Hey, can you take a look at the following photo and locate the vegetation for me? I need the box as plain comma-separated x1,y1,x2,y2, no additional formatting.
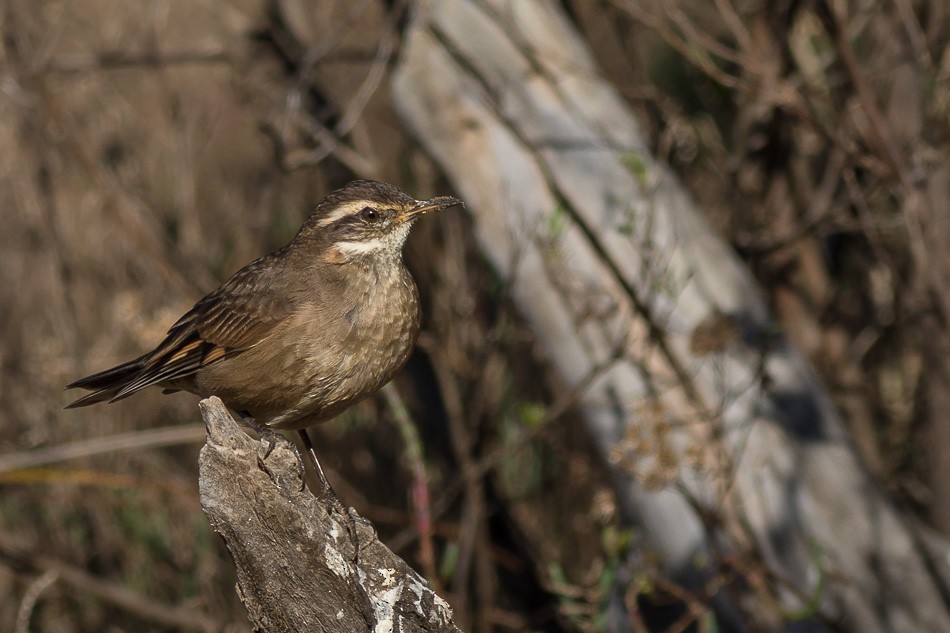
1,1,947,631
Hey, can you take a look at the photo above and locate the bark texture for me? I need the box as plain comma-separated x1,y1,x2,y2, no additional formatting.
197,397,461,633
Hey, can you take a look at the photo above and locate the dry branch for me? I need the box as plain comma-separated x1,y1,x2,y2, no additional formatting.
0,534,218,632
197,397,461,633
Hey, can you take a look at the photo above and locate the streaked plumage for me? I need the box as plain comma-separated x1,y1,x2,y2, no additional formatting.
66,180,462,430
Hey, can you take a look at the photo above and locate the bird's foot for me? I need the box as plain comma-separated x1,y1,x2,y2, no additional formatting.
235,412,306,486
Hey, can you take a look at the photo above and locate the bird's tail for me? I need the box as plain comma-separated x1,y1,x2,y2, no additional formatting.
64,357,147,408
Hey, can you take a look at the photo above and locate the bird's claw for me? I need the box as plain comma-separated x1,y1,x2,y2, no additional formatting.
236,412,306,487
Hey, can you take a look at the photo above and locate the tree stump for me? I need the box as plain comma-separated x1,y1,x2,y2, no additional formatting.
197,396,461,633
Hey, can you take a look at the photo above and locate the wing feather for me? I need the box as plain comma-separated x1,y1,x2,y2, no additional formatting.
71,249,300,404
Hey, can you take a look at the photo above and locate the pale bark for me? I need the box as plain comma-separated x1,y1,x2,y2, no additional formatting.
391,1,950,631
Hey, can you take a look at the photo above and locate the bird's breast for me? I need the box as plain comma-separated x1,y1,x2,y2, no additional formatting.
194,264,420,428
266,266,420,428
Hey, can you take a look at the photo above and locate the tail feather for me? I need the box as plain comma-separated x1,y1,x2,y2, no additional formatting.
64,357,146,409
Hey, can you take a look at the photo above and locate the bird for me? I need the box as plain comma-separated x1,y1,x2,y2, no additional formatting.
66,179,463,494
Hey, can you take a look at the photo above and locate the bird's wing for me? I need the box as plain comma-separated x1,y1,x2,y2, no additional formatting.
107,251,299,402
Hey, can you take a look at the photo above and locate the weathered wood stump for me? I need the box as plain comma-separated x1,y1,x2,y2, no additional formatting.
197,396,461,633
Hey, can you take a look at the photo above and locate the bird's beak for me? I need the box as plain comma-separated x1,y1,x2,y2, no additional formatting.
396,195,464,223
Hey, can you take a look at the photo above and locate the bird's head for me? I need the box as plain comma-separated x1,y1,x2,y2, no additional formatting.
295,180,462,266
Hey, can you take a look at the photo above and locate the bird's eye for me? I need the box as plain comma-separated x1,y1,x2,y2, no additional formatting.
360,207,381,223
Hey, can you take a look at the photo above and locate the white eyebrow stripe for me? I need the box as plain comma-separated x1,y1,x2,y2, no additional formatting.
315,201,377,227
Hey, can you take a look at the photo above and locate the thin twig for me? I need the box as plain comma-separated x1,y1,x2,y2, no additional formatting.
334,16,395,136
14,569,59,633
43,49,230,73
0,534,220,632
612,0,744,88
390,344,623,554
0,424,206,473
382,383,441,591
735,147,847,253
428,346,489,626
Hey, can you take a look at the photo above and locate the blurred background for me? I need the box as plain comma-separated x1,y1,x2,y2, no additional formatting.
0,1,948,631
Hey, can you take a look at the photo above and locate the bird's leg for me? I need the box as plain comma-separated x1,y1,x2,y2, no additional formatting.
297,429,337,502
234,414,351,530
236,412,278,457
298,429,365,558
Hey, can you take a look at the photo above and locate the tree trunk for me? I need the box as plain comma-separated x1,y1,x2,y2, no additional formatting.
391,1,950,631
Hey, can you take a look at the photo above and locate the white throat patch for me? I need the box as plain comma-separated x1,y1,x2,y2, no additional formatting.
332,222,411,260
334,237,388,255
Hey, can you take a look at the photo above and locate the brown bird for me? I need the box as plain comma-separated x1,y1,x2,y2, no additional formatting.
66,180,462,491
